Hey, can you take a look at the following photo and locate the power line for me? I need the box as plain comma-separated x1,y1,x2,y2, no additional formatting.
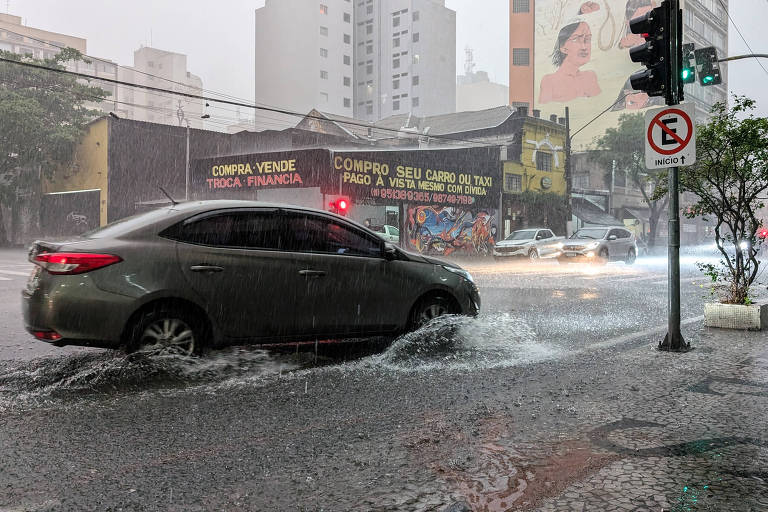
571,93,631,140
716,0,768,77
0,56,511,149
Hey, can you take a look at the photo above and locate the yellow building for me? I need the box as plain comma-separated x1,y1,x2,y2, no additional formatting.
502,117,568,234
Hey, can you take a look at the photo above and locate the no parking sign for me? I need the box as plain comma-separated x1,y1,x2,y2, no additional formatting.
644,103,697,169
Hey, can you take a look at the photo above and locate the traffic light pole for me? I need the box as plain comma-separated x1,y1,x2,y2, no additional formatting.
660,0,688,351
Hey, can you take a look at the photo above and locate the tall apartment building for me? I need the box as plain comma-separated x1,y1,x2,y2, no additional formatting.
353,0,456,121
254,0,355,131
508,0,728,133
117,47,204,129
0,13,119,113
253,0,455,131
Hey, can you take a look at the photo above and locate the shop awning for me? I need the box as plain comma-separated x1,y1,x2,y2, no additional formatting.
572,197,623,226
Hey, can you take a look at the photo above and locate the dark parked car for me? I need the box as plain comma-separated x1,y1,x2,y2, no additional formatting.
22,201,480,355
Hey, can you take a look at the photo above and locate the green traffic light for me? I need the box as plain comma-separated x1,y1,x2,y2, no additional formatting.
703,75,714,84
682,69,691,79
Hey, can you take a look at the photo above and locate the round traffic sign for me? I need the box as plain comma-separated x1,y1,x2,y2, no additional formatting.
646,108,693,156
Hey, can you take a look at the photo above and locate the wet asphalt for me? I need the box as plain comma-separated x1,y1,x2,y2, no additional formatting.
0,249,759,510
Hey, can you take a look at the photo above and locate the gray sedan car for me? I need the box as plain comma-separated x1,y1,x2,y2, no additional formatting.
22,200,479,355
558,226,638,264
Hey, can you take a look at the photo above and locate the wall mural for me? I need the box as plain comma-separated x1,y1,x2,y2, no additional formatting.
406,205,497,257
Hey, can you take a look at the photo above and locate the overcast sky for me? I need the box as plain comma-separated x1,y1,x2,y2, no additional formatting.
7,0,768,123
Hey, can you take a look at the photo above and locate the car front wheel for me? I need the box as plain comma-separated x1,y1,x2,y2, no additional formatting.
409,295,457,330
528,249,539,262
625,248,637,265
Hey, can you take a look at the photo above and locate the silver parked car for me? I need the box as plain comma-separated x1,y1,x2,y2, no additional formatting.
493,228,565,262
22,200,480,355
559,227,638,264
370,224,400,244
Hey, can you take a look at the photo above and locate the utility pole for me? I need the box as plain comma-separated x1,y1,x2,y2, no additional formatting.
177,100,190,201
661,0,687,351
564,107,573,236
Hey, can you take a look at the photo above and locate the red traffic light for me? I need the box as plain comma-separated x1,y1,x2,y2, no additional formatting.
759,229,768,239
329,197,350,216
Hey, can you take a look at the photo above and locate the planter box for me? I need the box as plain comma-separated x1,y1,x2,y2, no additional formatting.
704,302,768,330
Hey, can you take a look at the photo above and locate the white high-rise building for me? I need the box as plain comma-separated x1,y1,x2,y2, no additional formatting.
117,47,204,129
253,0,455,131
254,0,355,131
353,0,455,121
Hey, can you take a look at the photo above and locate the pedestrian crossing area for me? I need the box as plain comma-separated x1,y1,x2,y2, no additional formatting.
0,262,33,283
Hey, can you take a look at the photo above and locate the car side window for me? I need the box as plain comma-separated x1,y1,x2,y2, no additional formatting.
542,230,553,239
284,213,383,257
608,229,621,239
170,211,283,250
619,230,631,239
390,226,400,237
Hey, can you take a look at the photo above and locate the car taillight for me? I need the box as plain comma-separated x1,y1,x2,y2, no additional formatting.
32,330,62,341
33,253,122,275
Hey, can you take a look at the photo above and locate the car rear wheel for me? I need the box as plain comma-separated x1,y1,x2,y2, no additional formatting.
410,295,457,330
128,307,204,356
625,248,637,265
528,249,539,262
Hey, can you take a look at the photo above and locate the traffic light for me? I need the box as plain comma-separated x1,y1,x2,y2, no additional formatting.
681,43,696,84
695,46,722,86
329,197,350,216
628,1,672,101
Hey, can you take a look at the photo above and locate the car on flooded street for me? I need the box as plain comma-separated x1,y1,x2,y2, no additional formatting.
558,226,638,265
22,200,480,356
492,228,564,262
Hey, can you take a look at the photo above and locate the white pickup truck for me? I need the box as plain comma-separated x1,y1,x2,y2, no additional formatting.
493,228,565,262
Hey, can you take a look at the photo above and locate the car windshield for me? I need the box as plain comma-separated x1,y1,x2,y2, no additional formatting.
571,228,609,240
506,230,537,241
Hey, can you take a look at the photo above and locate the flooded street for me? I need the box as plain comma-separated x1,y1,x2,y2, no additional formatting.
3,250,766,510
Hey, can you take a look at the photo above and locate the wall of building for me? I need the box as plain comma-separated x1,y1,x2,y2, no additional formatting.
457,79,509,112
508,0,534,109
43,118,109,226
503,118,566,195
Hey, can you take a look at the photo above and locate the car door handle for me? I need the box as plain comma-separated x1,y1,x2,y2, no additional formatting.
299,269,326,277
190,265,225,273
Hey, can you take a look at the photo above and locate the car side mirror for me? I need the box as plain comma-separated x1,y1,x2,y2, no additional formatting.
384,243,397,261
536,235,542,240
608,235,617,241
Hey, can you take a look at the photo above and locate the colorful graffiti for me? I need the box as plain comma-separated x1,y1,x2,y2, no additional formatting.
406,205,497,257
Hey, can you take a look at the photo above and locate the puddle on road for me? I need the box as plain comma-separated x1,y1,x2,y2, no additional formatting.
0,313,562,409
374,313,557,372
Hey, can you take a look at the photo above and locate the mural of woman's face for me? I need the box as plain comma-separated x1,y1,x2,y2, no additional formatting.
625,91,649,109
560,23,592,67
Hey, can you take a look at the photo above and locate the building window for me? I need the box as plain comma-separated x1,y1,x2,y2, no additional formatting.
413,54,420,64
366,103,373,115
512,0,530,13
393,98,400,111
366,23,373,34
366,4,373,14
413,11,419,21
320,70,329,79
320,92,329,102
412,75,419,86
320,48,328,58
320,26,328,36
506,174,522,192
366,62,373,74
344,55,351,65
574,174,590,189
147,61,155,68
536,152,553,172
320,4,328,14
344,97,351,108
412,97,419,108
393,16,400,27
512,48,530,66
393,78,400,89
344,33,351,44
344,76,351,86
412,32,420,43
393,57,400,68
366,43,373,54
343,12,351,22
393,37,400,48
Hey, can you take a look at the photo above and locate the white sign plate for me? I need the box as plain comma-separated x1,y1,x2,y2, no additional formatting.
644,103,696,169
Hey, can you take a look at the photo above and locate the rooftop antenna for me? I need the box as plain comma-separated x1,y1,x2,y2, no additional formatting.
464,46,475,76
158,186,178,206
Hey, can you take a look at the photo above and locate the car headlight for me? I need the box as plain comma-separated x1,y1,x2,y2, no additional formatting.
586,242,600,250
555,242,564,250
442,265,474,283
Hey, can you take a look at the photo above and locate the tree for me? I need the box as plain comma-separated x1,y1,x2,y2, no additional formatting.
0,48,106,245
517,190,568,234
590,113,668,248
655,96,768,305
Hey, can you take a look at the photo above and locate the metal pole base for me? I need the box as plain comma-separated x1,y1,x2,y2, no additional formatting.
659,332,691,352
